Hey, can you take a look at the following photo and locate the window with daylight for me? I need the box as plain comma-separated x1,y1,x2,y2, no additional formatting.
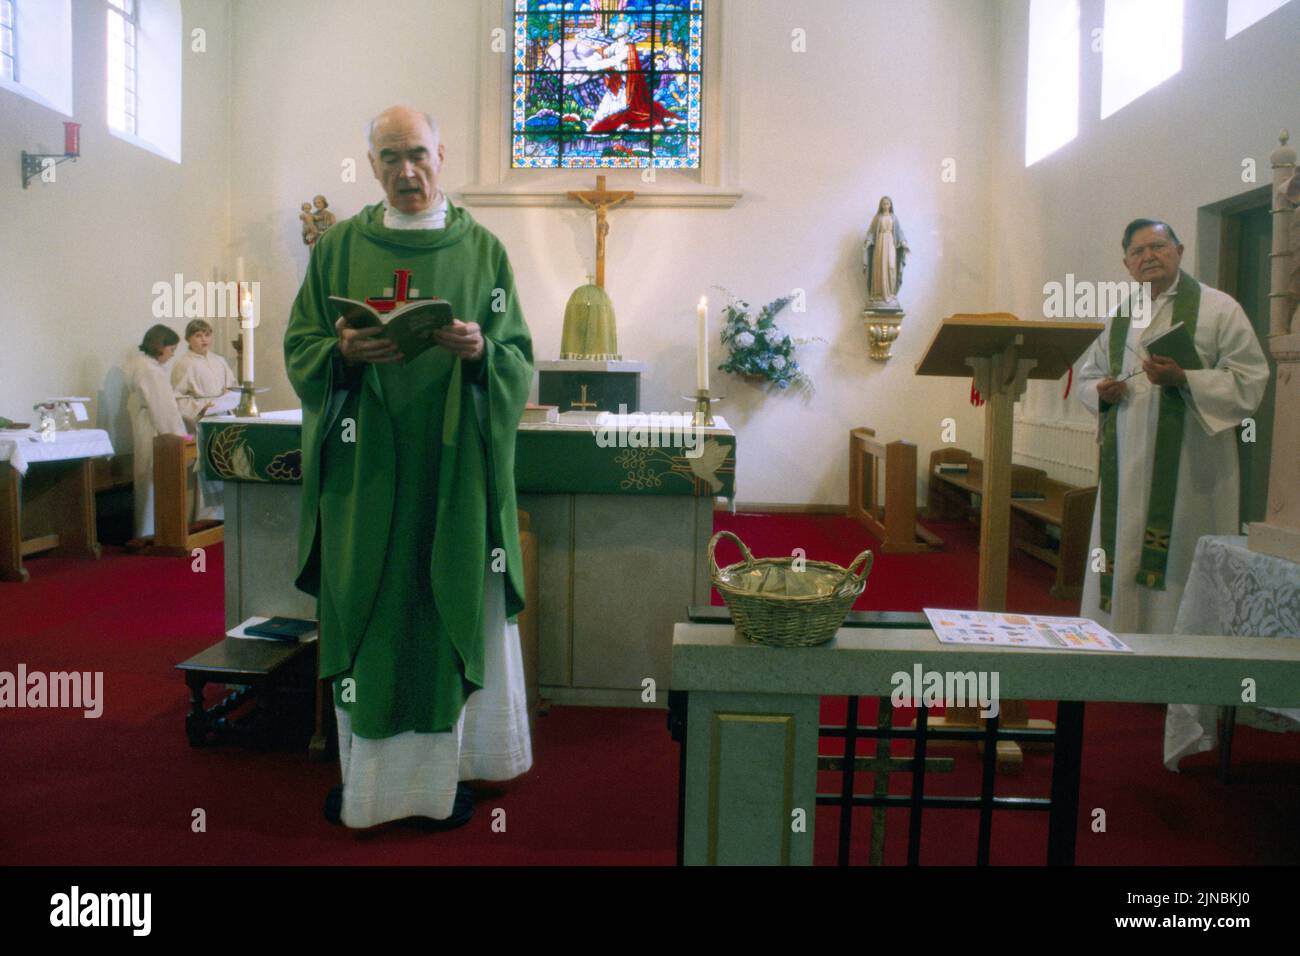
1226,0,1294,37
1025,0,1079,167
1,0,16,83
0,0,71,114
1100,0,1183,119
106,0,138,136
105,0,182,162
512,0,704,169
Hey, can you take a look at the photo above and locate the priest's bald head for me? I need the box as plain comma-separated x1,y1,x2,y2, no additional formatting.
367,106,446,215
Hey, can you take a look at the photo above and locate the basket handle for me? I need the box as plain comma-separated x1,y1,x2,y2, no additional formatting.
838,549,874,588
708,530,755,577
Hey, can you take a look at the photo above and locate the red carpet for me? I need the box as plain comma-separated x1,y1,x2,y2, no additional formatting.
2,512,1297,866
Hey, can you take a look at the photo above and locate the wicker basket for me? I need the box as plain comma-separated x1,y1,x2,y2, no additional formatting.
708,530,873,647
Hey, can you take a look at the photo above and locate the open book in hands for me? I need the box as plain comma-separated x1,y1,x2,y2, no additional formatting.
330,295,455,363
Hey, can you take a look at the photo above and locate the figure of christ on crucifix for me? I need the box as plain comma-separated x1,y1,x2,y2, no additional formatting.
567,175,635,289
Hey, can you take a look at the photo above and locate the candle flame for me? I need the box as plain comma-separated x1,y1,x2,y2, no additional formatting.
699,296,707,308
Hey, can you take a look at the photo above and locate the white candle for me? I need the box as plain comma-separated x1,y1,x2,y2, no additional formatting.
240,284,254,382
697,296,708,392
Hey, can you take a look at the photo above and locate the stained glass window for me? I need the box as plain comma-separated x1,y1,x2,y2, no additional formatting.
1,0,16,83
512,0,703,169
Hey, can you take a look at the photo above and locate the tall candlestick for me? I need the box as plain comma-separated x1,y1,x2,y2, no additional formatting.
240,283,254,382
697,296,708,392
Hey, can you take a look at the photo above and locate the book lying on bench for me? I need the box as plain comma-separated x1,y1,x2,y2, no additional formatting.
936,463,969,474
1010,491,1047,501
923,609,1132,652
227,616,318,643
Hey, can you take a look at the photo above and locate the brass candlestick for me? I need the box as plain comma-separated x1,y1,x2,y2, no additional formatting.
235,383,260,418
680,388,722,427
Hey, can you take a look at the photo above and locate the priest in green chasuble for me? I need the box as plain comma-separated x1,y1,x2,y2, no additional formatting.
284,106,534,829
1076,219,1269,636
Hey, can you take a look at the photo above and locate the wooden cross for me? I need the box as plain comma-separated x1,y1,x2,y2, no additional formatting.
567,175,635,289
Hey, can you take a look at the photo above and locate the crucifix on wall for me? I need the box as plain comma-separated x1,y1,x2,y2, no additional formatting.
567,175,636,289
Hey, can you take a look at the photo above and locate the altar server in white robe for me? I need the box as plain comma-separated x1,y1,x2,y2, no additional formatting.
124,324,188,538
1077,219,1270,636
171,319,239,520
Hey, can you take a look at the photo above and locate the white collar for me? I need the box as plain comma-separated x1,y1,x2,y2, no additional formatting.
383,192,447,230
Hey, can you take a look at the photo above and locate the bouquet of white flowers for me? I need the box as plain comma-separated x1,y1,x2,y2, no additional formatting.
716,291,815,391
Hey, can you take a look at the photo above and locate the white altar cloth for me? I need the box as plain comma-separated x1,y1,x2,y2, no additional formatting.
0,428,115,476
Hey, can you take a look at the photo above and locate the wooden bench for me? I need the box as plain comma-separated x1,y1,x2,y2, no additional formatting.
176,636,320,751
847,427,943,552
927,448,1096,601
152,433,224,556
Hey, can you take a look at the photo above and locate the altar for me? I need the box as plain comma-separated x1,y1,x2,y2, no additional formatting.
201,409,736,705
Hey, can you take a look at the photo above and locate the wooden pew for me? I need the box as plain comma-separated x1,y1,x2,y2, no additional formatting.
153,434,224,556
927,448,1096,600
848,427,943,552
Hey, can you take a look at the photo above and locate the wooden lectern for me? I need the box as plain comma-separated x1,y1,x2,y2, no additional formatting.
916,314,1103,769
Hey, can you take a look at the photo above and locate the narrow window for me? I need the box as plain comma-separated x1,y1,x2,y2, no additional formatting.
106,0,139,136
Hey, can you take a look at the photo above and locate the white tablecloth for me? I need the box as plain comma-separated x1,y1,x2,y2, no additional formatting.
0,429,115,476
1164,535,1300,770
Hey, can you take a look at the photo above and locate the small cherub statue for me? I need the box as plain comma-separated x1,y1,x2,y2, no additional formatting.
312,195,337,236
300,202,319,246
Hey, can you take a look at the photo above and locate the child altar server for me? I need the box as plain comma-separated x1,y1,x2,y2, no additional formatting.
124,325,186,538
171,319,238,521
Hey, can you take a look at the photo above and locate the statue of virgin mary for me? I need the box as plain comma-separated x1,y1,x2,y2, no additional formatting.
863,196,909,311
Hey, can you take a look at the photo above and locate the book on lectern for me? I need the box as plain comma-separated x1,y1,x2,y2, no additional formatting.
1143,322,1203,371
330,295,454,363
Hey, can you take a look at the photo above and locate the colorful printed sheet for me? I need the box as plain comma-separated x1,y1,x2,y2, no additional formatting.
923,609,1133,652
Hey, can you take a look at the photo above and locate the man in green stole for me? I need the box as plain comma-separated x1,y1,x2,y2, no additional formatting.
1077,220,1269,635
285,107,534,829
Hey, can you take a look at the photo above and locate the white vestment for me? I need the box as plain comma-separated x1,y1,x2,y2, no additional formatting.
171,350,238,520
1076,275,1270,634
124,353,188,538
335,557,533,827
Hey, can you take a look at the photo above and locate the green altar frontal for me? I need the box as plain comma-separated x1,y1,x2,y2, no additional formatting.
200,411,735,499
201,409,736,705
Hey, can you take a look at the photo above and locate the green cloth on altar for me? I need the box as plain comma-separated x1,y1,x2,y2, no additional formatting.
284,200,533,737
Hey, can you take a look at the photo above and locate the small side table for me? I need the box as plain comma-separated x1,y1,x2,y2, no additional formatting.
1165,535,1300,777
176,638,329,754
1,428,114,582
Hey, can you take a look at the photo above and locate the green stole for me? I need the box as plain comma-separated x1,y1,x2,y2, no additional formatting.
1099,270,1200,612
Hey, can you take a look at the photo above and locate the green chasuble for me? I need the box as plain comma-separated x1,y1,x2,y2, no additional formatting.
284,201,533,737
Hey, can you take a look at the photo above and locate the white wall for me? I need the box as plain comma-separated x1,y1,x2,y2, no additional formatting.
228,0,1000,506
0,0,232,454
990,0,1300,480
